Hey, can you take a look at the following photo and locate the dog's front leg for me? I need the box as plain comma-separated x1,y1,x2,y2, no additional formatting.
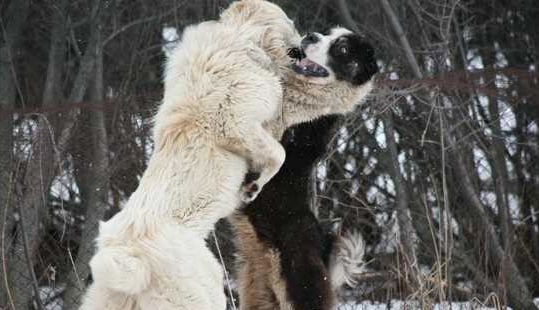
220,123,285,203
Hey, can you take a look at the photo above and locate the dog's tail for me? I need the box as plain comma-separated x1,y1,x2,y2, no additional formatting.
89,246,152,294
328,230,366,289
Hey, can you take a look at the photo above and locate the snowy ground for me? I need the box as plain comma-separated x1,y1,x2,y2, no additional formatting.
37,284,539,310
338,298,539,310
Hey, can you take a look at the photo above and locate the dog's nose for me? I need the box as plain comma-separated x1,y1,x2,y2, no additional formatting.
301,33,319,47
287,47,305,59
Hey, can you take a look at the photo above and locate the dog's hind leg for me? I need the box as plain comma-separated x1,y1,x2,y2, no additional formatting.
79,283,136,310
237,260,280,310
272,219,337,310
89,245,152,295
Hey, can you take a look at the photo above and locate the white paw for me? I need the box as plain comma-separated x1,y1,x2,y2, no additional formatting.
240,181,260,203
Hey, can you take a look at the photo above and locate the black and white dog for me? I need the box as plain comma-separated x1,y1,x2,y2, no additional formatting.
291,27,377,86
233,27,378,310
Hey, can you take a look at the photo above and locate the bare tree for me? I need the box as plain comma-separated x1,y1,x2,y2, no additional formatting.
5,1,70,307
6,1,105,308
62,10,110,309
0,0,30,307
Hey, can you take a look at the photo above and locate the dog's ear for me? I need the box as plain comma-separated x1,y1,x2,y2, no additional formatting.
220,0,261,24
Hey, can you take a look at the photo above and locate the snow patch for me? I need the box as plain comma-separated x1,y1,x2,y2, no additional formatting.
338,299,513,310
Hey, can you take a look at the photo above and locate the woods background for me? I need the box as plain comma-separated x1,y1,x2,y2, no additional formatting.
1,0,538,309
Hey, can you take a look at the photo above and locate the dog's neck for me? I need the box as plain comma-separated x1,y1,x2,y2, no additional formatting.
266,75,374,139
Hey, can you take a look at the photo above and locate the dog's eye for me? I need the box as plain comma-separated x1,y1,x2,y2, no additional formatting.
340,46,348,54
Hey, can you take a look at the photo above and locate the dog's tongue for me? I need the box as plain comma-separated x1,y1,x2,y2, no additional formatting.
297,58,317,69
293,58,329,77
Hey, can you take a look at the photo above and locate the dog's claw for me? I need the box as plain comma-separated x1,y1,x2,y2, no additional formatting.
240,181,260,203
240,170,261,203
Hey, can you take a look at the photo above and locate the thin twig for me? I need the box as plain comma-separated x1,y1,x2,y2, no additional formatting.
17,184,44,310
103,2,185,46
2,160,19,310
67,247,83,289
212,231,237,310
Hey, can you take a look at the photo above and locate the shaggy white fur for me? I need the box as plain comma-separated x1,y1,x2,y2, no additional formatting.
329,231,367,289
79,1,375,309
80,1,300,309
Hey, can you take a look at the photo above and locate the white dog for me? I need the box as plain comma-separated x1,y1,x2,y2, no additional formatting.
79,1,376,310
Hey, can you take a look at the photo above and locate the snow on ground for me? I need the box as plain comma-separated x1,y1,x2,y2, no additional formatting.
338,300,510,310
37,284,539,310
38,286,65,310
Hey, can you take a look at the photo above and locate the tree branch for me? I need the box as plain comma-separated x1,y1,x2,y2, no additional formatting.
380,0,423,79
336,0,360,33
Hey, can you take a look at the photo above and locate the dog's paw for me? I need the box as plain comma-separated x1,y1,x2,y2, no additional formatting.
240,171,261,203
244,171,261,184
240,181,260,203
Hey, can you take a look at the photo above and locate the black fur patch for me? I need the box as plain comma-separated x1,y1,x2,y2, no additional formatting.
244,171,261,184
328,34,378,85
241,115,340,310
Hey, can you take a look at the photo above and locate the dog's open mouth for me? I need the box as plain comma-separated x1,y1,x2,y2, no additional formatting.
288,47,329,78
292,58,329,77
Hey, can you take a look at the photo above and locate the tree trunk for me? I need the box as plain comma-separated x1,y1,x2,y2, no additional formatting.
6,0,103,308
486,98,514,305
379,0,423,79
446,128,537,309
383,112,427,303
62,23,109,310
336,0,360,33
480,31,514,262
5,1,66,308
379,0,432,304
0,0,30,307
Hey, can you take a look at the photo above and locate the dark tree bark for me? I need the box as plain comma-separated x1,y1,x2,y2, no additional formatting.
445,126,537,310
5,1,67,308
336,0,360,33
62,20,110,310
7,1,103,308
382,111,427,302
0,1,30,307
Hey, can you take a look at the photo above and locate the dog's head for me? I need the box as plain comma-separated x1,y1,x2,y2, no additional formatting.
289,27,378,86
220,0,301,66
